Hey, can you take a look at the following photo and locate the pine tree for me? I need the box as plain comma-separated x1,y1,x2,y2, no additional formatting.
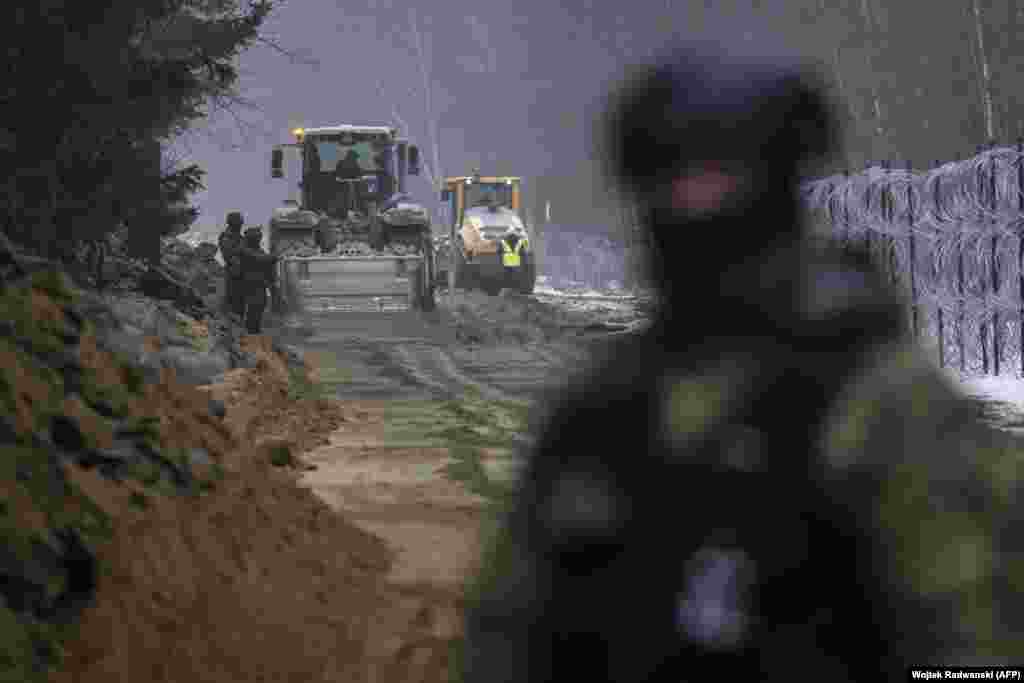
0,0,274,262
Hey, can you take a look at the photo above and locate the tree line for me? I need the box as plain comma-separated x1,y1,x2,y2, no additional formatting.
0,1,276,267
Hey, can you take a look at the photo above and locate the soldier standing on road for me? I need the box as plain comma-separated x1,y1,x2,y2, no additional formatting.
461,35,1024,683
237,227,277,334
218,211,245,318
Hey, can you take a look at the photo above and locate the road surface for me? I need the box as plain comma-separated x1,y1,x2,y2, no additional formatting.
278,288,641,402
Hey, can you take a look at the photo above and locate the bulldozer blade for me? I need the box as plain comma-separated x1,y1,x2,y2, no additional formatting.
281,255,423,312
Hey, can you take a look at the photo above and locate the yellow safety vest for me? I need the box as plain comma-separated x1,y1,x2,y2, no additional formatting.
501,237,527,267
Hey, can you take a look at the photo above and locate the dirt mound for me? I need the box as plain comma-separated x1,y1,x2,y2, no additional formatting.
201,334,348,458
50,450,395,683
0,268,464,682
47,330,410,682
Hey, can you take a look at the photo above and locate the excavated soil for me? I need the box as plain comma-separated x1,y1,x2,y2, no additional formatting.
39,265,651,682
48,330,466,683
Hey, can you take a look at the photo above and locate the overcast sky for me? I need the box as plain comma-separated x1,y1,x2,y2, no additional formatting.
177,0,1000,239
173,1,810,237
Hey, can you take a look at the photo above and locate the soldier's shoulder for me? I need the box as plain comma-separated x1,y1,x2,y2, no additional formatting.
819,338,978,471
818,339,1024,653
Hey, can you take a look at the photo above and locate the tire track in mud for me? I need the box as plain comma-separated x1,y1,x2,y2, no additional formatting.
385,343,464,400
305,335,579,404
527,342,591,369
295,290,641,404
387,342,517,403
347,337,589,407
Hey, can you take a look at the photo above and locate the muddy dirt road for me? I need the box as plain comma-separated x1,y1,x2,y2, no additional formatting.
281,288,646,403
277,287,647,682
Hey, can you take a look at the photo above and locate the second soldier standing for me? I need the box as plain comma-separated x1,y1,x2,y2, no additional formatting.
218,212,245,319
237,226,277,334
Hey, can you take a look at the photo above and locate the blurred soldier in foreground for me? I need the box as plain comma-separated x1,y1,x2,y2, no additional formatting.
461,38,1024,682
218,211,245,318
237,227,277,334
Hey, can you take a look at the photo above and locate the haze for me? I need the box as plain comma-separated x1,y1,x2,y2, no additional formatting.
179,0,1015,239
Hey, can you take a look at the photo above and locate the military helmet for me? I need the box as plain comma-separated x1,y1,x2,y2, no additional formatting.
226,211,244,228
600,39,839,196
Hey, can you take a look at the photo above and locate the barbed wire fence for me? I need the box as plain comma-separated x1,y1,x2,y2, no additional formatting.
801,139,1024,377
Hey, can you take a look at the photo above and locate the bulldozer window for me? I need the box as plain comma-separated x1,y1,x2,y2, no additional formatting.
465,183,513,208
311,138,394,176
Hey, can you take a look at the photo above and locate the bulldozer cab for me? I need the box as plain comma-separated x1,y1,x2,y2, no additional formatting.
272,125,420,218
304,134,392,216
441,175,522,228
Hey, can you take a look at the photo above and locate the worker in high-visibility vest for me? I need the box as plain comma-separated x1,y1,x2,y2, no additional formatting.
500,227,528,272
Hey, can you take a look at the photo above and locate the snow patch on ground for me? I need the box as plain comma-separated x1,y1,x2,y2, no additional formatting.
957,376,1024,406
942,368,1024,427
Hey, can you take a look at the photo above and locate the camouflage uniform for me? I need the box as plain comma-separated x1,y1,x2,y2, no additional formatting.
237,228,276,334
461,39,1024,683
218,212,245,317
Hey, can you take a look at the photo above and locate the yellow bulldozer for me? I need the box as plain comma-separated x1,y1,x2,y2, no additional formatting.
434,171,536,296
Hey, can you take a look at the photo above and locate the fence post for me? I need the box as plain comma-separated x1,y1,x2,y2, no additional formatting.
959,239,967,373
977,144,989,375
880,160,888,281
826,179,837,244
864,161,873,265
843,169,851,254
1018,137,1024,377
990,140,1001,376
935,159,946,369
891,165,899,287
884,160,899,286
907,160,918,340
957,154,967,372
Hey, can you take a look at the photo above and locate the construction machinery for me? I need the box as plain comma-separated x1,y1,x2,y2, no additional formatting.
269,124,435,313
435,172,536,296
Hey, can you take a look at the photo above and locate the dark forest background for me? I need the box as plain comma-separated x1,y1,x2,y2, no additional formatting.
0,0,274,264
